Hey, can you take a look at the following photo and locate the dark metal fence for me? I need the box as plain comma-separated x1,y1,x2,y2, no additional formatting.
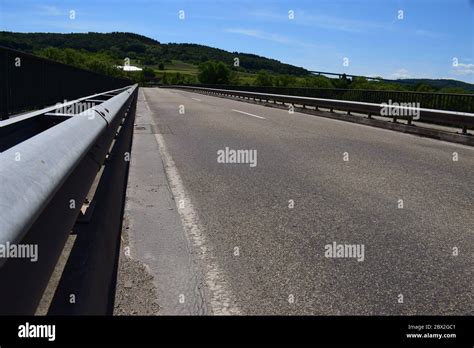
0,46,131,119
185,84,474,113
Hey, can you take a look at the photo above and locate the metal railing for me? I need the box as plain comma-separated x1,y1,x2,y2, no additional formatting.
163,85,474,134
181,84,474,113
0,84,138,314
0,46,131,120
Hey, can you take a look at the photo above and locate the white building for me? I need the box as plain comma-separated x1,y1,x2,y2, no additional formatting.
116,65,143,71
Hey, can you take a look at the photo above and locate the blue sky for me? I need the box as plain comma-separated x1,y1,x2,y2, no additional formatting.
1,0,473,82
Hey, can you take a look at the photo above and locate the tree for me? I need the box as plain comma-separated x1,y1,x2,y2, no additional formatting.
171,72,186,84
276,75,296,87
229,70,240,85
142,67,155,81
254,70,274,86
415,83,436,92
198,61,231,84
350,77,369,89
215,62,231,84
302,76,333,88
158,62,165,70
439,87,469,94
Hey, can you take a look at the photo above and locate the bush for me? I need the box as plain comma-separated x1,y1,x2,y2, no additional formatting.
275,75,296,87
254,70,274,86
142,67,155,80
302,76,333,88
198,61,232,84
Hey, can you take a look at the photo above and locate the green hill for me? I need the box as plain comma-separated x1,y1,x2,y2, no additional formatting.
1,31,472,92
0,31,310,76
393,79,474,92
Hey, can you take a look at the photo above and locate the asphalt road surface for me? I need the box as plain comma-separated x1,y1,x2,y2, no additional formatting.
123,87,473,315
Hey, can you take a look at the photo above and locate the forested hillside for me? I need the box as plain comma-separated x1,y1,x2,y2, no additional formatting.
1,31,472,92
0,31,309,76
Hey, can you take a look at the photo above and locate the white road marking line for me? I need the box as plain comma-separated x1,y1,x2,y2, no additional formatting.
154,133,241,315
142,91,241,315
231,109,266,119
191,97,201,102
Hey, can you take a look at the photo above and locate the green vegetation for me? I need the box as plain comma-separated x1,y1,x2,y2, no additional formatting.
254,71,274,86
198,61,237,84
1,31,472,93
34,46,147,84
0,31,309,76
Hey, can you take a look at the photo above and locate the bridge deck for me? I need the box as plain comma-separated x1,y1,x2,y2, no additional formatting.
116,87,473,315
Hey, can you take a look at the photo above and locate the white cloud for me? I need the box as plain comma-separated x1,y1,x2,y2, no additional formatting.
37,5,62,16
391,68,411,79
225,28,292,44
452,62,474,75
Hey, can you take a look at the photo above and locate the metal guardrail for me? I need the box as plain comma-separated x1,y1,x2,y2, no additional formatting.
0,84,138,314
0,45,131,120
181,84,474,113
164,85,474,133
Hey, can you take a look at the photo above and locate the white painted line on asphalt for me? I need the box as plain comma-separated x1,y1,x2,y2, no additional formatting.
232,109,266,119
153,132,241,315
142,91,241,315
191,97,201,102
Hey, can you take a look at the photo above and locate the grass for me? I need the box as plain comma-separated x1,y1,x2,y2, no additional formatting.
164,60,198,73
159,69,196,76
149,59,261,84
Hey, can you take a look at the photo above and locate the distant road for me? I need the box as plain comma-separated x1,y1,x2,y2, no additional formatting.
120,87,473,315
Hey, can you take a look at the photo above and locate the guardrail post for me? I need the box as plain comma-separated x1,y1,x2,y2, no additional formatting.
0,50,7,120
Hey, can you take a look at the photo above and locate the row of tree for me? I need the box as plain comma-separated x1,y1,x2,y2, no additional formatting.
0,31,309,76
30,47,472,93
190,62,470,93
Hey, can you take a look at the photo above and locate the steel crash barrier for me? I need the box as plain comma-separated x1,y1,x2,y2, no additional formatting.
163,85,474,134
0,84,138,314
179,84,474,113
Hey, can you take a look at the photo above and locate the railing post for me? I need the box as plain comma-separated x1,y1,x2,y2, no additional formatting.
0,49,9,120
